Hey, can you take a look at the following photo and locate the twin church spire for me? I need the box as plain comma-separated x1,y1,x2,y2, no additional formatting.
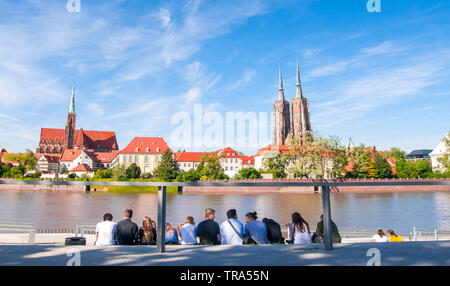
273,53,312,147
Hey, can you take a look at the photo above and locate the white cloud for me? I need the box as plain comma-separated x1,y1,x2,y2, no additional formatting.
229,70,256,91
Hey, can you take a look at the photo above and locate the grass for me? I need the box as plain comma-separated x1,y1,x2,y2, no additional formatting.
90,185,180,193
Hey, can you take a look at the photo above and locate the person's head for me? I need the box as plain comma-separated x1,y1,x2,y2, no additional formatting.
123,209,133,219
103,213,113,222
386,229,397,237
185,216,195,225
166,222,175,233
377,229,385,237
151,220,156,229
320,214,324,221
142,216,153,231
245,211,258,223
292,212,308,233
204,208,216,220
226,209,237,220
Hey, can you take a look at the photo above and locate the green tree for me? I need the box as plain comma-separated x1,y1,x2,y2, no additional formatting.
9,165,26,179
93,168,113,180
60,164,69,174
68,173,77,179
198,153,228,180
346,145,372,178
112,164,128,181
3,149,37,171
388,147,407,161
374,154,393,178
262,153,288,179
235,167,262,180
181,170,200,182
126,163,141,179
155,149,179,182
366,161,379,178
437,132,450,174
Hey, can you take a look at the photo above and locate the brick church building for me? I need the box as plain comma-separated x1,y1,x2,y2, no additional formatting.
36,84,119,156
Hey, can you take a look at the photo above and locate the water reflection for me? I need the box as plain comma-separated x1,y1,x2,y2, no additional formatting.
0,189,448,233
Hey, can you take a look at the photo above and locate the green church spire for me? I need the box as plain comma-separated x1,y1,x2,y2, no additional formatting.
69,82,75,113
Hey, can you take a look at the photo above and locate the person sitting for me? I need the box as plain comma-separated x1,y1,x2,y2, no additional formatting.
138,216,157,245
262,218,285,244
220,209,244,245
314,214,342,243
371,229,389,242
178,216,198,245
95,213,117,246
116,209,139,245
197,208,221,245
244,211,269,244
288,212,312,245
386,229,404,242
165,223,179,245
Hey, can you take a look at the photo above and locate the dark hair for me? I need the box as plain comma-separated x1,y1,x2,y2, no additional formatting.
387,229,398,237
245,211,258,220
291,212,309,233
377,229,385,237
124,209,133,219
142,216,155,244
226,209,237,219
185,216,195,225
103,213,113,221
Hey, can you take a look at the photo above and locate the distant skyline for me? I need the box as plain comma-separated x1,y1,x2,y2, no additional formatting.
0,0,449,154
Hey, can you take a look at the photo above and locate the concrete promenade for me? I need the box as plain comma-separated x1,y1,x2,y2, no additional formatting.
0,241,449,266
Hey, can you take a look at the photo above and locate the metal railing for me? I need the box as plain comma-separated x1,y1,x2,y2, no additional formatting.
0,179,449,252
0,221,36,243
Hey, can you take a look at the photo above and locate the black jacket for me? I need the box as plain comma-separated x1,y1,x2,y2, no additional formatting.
116,219,139,245
262,218,285,244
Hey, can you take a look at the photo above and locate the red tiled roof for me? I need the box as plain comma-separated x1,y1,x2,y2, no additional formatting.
174,152,210,162
70,164,93,172
60,149,83,162
120,137,170,154
255,144,292,156
39,128,118,151
217,147,241,158
94,150,120,163
241,156,255,165
37,154,61,163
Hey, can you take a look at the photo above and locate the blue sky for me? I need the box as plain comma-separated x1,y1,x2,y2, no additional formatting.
0,0,449,155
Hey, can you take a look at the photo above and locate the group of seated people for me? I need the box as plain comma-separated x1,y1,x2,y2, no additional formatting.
94,208,343,246
371,229,404,242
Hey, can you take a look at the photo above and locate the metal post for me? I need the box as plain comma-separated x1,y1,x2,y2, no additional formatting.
321,185,333,251
157,186,167,253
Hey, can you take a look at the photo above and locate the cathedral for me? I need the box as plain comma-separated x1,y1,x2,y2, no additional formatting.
272,55,312,147
36,84,119,155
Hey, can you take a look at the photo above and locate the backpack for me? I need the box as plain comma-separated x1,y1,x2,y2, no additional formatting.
263,218,285,244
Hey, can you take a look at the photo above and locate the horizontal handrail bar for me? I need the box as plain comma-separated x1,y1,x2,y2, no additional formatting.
1,180,449,187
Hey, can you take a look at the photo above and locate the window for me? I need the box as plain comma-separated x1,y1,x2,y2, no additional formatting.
135,147,139,152
156,148,160,152
129,156,132,163
123,155,127,162
135,156,138,163
145,156,149,163
146,148,150,152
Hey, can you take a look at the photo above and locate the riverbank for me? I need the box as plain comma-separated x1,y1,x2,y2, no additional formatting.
0,241,449,266
1,179,449,194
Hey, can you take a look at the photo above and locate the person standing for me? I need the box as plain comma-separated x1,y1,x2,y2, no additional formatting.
116,209,139,245
197,208,221,245
95,213,117,246
315,214,342,243
288,212,312,245
244,211,269,244
179,216,198,245
220,209,244,245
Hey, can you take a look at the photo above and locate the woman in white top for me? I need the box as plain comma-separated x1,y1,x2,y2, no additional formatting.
371,229,389,242
288,212,312,245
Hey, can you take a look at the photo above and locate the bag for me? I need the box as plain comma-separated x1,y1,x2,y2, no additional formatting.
263,218,285,244
228,220,257,245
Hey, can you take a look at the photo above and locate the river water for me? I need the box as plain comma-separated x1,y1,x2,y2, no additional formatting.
0,189,449,234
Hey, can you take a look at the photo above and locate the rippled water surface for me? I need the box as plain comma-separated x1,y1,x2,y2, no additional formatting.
0,189,449,233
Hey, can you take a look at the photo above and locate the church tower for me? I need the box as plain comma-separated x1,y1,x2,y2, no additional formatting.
289,53,312,145
64,83,76,150
272,62,291,146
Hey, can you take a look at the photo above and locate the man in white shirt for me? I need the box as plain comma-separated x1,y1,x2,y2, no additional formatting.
95,213,117,246
220,209,244,245
179,216,198,245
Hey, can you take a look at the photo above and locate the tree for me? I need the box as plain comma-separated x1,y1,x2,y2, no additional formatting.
126,163,141,179
346,145,373,179
3,149,37,171
68,173,77,179
262,153,289,179
395,159,433,179
388,147,407,161
9,165,26,179
235,167,261,180
437,132,450,174
181,170,200,182
93,168,113,180
155,149,179,182
374,154,393,178
60,164,69,174
112,164,128,181
366,160,379,179
198,153,228,180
